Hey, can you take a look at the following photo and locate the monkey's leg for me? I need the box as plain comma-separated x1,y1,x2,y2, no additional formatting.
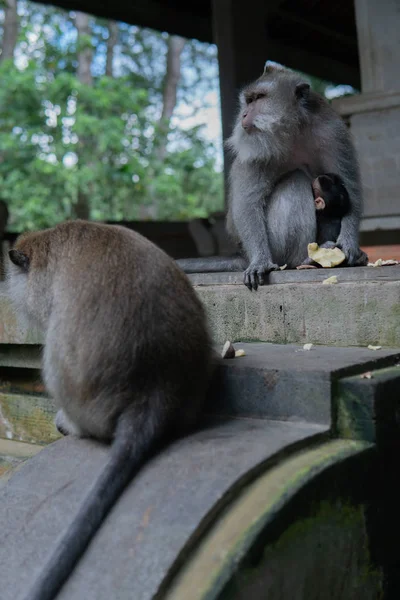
231,194,279,290
336,210,368,266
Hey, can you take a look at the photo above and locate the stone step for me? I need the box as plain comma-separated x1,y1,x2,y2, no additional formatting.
210,342,400,426
1,342,398,598
2,265,400,349
1,342,399,447
190,266,400,347
0,417,328,600
0,438,43,484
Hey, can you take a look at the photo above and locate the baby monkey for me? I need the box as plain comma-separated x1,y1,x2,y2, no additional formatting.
7,220,213,600
313,172,350,246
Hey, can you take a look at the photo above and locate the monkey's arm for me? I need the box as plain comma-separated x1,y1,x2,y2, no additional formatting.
336,211,368,266
229,164,279,290
322,127,368,266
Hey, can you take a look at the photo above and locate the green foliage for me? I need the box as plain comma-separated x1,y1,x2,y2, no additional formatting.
0,2,224,231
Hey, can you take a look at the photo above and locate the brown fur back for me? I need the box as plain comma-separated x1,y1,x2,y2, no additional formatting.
8,220,213,440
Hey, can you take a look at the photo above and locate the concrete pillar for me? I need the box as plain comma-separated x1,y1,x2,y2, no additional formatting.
332,0,400,237
211,0,271,200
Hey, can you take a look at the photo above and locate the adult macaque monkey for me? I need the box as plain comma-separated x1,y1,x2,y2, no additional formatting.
178,63,367,289
7,220,213,600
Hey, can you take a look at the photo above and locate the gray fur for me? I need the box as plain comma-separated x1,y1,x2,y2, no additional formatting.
227,64,367,289
7,220,213,600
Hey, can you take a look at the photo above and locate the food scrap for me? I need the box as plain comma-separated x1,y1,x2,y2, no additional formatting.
368,258,399,267
303,343,313,351
322,275,338,284
361,372,373,379
235,349,246,357
367,345,382,351
279,264,287,270
307,243,346,268
221,341,236,359
296,264,318,270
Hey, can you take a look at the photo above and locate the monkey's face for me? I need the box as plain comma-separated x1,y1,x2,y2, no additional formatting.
7,231,53,331
227,66,315,163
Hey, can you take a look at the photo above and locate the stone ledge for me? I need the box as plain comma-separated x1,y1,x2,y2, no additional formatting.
0,418,326,600
332,90,400,117
188,265,400,286
1,267,400,348
195,278,400,347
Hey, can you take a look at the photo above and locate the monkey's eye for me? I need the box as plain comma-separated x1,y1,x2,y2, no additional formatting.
255,93,265,101
246,97,253,104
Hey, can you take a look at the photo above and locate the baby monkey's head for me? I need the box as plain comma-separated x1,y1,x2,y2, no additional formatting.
312,173,350,218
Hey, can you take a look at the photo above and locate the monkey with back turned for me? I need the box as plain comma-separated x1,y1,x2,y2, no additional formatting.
7,220,213,600
177,63,368,288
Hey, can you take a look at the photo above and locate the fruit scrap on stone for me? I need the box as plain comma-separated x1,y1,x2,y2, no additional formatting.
322,275,338,284
307,243,346,268
361,372,373,379
368,258,399,267
221,341,236,359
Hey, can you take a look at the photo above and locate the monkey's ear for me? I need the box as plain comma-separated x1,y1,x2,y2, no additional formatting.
295,83,311,100
263,60,286,76
9,249,30,271
315,197,326,211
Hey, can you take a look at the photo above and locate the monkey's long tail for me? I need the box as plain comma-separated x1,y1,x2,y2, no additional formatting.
176,256,247,273
22,400,167,600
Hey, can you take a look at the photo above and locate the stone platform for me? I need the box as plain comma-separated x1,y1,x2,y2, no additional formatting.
1,341,400,599
189,265,400,347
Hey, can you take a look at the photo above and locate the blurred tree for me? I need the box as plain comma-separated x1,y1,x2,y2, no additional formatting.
0,1,224,231
0,0,18,62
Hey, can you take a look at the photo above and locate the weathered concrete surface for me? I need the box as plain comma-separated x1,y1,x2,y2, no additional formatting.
0,438,42,482
0,343,42,368
1,342,399,446
0,392,59,444
334,365,400,443
189,264,400,286
0,418,325,600
194,277,400,347
1,267,400,347
210,343,400,425
163,440,376,600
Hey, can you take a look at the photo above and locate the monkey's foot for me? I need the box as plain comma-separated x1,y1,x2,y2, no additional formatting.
55,410,82,437
336,241,369,267
297,256,320,269
244,261,279,291
353,249,369,267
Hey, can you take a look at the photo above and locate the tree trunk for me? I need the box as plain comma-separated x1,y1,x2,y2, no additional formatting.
105,21,118,78
157,35,186,161
74,12,93,220
76,12,93,86
141,35,185,220
1,0,18,63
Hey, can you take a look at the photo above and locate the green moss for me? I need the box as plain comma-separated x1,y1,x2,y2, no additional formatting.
0,393,59,444
222,501,382,600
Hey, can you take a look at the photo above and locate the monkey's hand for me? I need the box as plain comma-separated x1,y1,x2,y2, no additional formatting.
334,240,369,267
244,259,279,291
319,241,338,250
